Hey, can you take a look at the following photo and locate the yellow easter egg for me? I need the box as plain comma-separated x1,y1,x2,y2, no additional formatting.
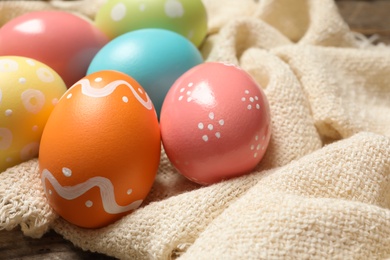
0,56,67,172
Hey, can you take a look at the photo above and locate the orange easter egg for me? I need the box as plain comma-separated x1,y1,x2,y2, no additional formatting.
39,70,161,228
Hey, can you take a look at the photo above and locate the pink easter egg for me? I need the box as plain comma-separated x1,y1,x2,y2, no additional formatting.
160,62,271,185
0,11,109,87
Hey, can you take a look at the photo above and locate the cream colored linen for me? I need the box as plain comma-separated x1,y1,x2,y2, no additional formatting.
1,0,390,259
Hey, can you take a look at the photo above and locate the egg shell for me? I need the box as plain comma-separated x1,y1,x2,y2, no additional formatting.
0,11,109,87
0,56,67,172
87,28,203,117
160,62,271,185
95,0,208,47
39,70,161,228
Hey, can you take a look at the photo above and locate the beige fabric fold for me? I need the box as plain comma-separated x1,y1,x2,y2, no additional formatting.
272,46,390,140
0,159,57,238
1,0,390,259
181,132,390,259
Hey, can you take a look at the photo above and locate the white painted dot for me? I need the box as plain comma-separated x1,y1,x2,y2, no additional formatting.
32,125,38,131
202,135,208,142
37,67,54,82
250,97,254,102
26,59,35,66
241,97,246,102
245,90,249,94
138,88,143,94
209,112,214,120
111,3,127,21
262,135,266,140
165,0,184,18
219,119,224,126
198,122,204,130
187,97,192,102
256,104,260,109
250,145,255,150
19,77,26,84
254,152,258,158
208,124,213,130
247,105,252,110
178,96,183,101
255,135,259,141
67,93,72,99
257,144,261,150
188,30,194,39
139,3,146,11
255,96,259,100
127,189,133,195
6,157,12,162
21,89,45,114
180,88,185,93
48,190,52,195
5,109,12,117
0,59,18,72
52,98,59,105
187,91,191,95
85,200,93,207
94,77,102,82
122,96,129,103
62,167,72,177
188,82,193,87
215,132,221,138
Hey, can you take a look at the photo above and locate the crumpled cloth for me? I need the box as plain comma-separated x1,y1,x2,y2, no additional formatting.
1,0,390,259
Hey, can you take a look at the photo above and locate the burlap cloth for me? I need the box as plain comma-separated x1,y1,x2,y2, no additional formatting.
1,0,390,259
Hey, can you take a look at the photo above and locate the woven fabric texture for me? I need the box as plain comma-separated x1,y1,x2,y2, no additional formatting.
1,0,390,259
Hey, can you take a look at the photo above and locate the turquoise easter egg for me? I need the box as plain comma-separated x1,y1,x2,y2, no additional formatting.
87,28,203,117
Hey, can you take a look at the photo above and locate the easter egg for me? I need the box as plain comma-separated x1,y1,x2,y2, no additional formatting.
95,0,208,47
0,11,109,87
87,28,203,117
39,70,161,228
160,62,271,185
0,56,67,172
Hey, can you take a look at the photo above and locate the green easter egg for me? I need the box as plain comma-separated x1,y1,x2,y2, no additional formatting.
95,0,208,47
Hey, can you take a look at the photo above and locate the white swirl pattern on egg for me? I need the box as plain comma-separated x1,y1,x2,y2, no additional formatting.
41,169,143,214
75,78,153,110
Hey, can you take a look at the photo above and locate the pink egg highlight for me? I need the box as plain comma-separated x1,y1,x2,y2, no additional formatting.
160,62,271,185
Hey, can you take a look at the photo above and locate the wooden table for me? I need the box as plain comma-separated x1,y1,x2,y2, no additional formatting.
337,0,390,44
1,1,389,259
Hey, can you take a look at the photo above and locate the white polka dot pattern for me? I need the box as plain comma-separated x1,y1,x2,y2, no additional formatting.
197,112,225,142
0,56,67,172
95,0,207,47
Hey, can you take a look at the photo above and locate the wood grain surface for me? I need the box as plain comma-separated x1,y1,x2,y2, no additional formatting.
337,0,390,44
1,1,389,259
